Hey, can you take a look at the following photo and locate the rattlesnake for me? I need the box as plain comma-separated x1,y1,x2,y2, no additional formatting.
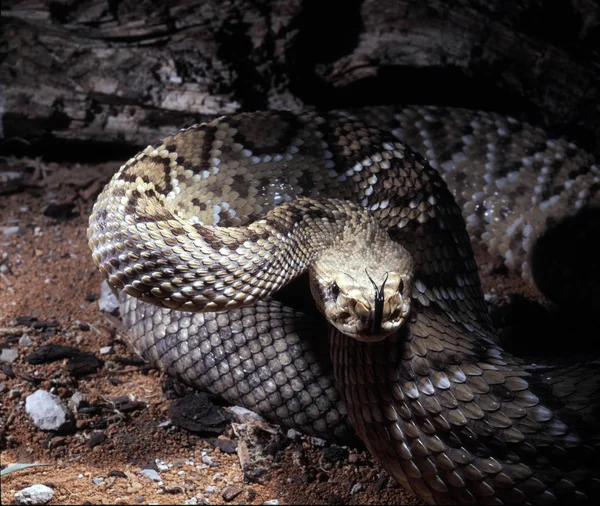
88,106,600,504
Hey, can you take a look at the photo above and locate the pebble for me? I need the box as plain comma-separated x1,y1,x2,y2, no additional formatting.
49,436,67,449
139,469,162,483
155,460,169,472
0,348,19,363
263,500,279,505
212,472,224,481
87,431,107,449
98,281,120,314
350,483,363,494
184,498,198,505
18,335,33,347
286,428,302,440
0,382,6,393
221,484,243,502
3,226,23,236
92,477,104,485
14,484,54,505
25,390,74,432
205,485,218,494
202,455,213,466
99,346,112,355
309,436,326,447
68,391,84,411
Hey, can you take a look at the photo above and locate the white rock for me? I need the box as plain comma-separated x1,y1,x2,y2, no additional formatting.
14,484,54,505
0,348,18,363
286,428,302,440
25,390,73,432
98,280,120,314
350,483,363,494
140,468,162,482
19,335,33,347
309,436,326,447
3,226,23,236
263,500,280,505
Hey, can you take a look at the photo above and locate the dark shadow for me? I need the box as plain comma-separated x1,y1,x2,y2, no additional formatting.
531,206,600,313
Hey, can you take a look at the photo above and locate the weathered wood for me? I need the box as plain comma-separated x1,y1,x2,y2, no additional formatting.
1,0,599,151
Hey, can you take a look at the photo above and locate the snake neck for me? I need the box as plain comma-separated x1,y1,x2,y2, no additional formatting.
329,304,598,505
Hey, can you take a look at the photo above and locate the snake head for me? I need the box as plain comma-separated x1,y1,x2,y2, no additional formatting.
309,234,414,342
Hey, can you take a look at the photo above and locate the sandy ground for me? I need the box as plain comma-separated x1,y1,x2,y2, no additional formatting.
0,158,546,505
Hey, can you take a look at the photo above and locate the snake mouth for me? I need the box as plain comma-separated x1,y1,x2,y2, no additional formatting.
330,298,410,342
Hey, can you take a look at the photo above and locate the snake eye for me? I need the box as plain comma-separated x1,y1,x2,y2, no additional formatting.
331,282,340,297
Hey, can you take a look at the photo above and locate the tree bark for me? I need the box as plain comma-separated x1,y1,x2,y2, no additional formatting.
1,0,599,153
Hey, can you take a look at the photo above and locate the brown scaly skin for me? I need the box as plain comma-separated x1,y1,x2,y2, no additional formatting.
88,108,600,504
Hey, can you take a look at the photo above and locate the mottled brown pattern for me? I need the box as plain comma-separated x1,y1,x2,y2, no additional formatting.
88,108,600,505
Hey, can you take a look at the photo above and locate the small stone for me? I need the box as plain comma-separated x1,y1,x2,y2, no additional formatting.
263,500,279,505
14,484,54,505
155,460,169,472
324,445,349,463
43,202,78,221
108,470,128,479
3,226,23,236
348,453,359,463
99,346,112,355
221,485,243,502
140,469,162,483
184,498,198,505
0,348,18,363
135,497,144,503
87,431,107,449
309,436,326,447
49,436,67,449
0,382,6,393
202,455,213,466
204,485,218,494
98,281,120,314
92,477,104,485
350,483,363,495
68,391,84,411
19,335,33,347
286,429,302,440
212,472,224,481
214,437,237,454
26,390,74,432
8,389,21,399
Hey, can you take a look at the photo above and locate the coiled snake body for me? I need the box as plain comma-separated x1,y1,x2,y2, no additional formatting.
88,107,600,504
